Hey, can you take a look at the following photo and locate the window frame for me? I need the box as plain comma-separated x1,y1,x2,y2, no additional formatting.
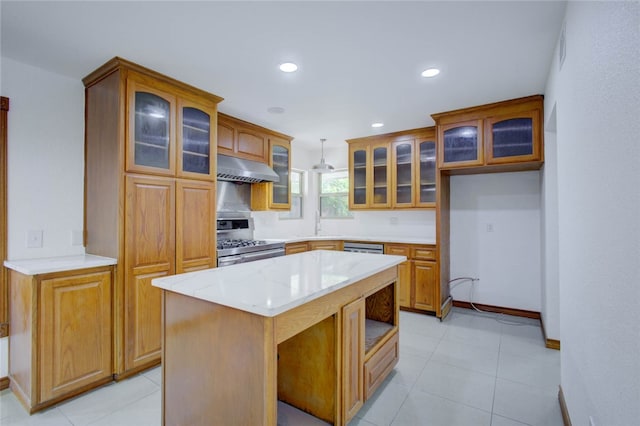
318,169,353,219
279,168,304,220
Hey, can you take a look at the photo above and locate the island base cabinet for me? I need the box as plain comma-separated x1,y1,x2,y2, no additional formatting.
342,299,365,423
8,267,113,413
162,291,277,426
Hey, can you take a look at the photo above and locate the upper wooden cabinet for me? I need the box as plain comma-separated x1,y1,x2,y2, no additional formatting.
217,113,268,163
125,71,218,180
347,127,436,210
83,57,221,378
433,95,543,172
251,135,293,210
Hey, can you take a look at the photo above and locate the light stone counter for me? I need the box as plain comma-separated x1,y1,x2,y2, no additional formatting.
152,249,406,317
4,254,117,275
266,235,437,245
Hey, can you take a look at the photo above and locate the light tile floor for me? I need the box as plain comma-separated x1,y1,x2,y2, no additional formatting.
0,308,563,426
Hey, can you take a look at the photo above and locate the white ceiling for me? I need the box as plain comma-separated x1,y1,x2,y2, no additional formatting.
1,1,566,149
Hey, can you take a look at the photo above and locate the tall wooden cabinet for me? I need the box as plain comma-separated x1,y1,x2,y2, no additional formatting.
83,57,222,378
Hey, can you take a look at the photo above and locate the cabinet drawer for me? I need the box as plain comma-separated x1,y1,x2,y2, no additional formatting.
363,332,399,400
412,247,436,260
384,244,410,257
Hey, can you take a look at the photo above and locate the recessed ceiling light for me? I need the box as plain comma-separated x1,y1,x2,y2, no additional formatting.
279,62,298,73
371,122,384,128
421,68,440,78
267,106,285,114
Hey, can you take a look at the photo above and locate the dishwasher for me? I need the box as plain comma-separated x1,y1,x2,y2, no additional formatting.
343,241,384,254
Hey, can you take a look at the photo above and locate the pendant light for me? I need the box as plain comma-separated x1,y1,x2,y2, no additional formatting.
312,138,335,173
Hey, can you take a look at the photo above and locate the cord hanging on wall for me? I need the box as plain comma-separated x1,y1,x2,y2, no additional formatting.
311,138,334,173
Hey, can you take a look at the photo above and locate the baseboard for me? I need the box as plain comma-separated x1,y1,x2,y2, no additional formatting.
0,376,9,391
452,300,541,319
540,316,561,350
558,386,572,426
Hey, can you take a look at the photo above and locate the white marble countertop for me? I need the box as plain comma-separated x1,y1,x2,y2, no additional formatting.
265,235,437,245
152,250,406,317
4,254,117,276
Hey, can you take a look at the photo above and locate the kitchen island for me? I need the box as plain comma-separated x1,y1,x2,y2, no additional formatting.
152,250,405,425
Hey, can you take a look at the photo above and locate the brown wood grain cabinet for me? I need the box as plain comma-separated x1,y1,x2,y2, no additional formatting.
8,266,114,413
83,57,222,378
347,127,436,210
252,136,293,211
433,95,543,173
217,113,267,162
342,298,365,422
284,241,309,254
385,243,438,313
308,240,343,251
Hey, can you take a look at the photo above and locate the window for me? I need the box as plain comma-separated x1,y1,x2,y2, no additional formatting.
319,169,353,218
279,169,303,219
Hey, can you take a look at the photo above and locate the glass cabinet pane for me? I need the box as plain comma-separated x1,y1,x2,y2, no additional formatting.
271,145,289,204
419,141,436,204
492,118,533,158
134,92,171,169
352,149,367,205
182,107,210,174
372,147,387,204
395,142,413,204
443,126,478,163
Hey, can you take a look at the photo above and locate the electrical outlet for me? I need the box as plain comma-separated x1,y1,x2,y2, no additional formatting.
486,223,494,232
26,230,43,248
390,217,398,225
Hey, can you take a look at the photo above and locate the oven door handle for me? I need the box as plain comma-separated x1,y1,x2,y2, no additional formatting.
240,248,285,262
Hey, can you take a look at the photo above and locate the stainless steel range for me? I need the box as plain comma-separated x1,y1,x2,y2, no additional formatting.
216,211,284,267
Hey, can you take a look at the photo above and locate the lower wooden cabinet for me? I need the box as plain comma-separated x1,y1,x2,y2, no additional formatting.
308,240,343,251
385,243,438,313
8,266,114,413
285,242,309,254
342,298,365,422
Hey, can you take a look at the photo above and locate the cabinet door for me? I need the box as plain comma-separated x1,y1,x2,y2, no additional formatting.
384,245,411,308
285,242,309,255
485,109,541,165
269,137,290,208
349,145,369,209
124,175,175,371
416,139,437,207
39,270,112,402
391,140,415,207
217,120,235,156
438,120,484,169
342,298,365,423
177,98,215,180
126,77,176,176
176,180,216,273
237,128,267,162
370,143,390,208
308,240,343,251
413,260,437,311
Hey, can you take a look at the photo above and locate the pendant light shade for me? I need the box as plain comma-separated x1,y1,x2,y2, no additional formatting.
312,138,335,173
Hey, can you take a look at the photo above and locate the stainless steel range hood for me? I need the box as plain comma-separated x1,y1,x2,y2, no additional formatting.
217,154,279,183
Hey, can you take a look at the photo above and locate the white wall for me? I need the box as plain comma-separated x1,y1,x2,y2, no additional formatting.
253,138,437,242
541,106,560,340
2,57,86,260
1,57,86,379
449,171,542,312
544,2,640,424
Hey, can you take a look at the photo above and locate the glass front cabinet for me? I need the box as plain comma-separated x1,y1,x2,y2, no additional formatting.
347,127,436,210
127,74,216,180
251,135,294,211
434,95,543,171
348,142,390,209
